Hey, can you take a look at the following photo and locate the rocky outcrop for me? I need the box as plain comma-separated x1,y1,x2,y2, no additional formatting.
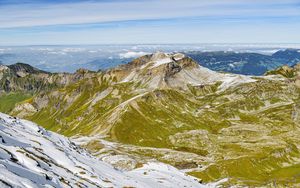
265,62,300,88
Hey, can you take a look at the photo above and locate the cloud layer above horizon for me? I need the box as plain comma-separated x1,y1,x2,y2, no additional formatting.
0,0,300,45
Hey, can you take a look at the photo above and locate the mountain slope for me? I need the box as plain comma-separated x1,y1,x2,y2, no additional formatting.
0,112,207,188
3,52,300,187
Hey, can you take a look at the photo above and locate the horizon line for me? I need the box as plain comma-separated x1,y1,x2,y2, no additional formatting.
1,43,300,47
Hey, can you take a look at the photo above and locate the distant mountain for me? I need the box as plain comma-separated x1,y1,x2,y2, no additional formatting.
0,112,204,188
1,47,300,75
272,49,300,60
0,63,53,93
8,62,48,75
186,49,300,75
86,58,129,71
0,63,99,113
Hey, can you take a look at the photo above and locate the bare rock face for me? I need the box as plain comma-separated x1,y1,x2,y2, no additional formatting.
0,65,9,80
11,103,38,118
266,62,300,88
165,61,182,78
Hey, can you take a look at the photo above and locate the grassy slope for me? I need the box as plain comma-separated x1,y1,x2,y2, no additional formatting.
110,79,300,186
9,74,300,187
0,93,32,113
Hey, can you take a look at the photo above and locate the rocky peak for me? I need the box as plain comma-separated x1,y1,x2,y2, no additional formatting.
265,63,300,78
115,52,256,91
150,52,169,61
144,52,198,70
264,62,300,88
8,63,49,77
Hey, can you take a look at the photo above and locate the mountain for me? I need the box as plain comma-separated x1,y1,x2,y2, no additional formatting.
272,49,300,60
0,64,98,113
1,52,300,187
86,58,129,71
0,112,207,188
186,49,300,75
8,63,48,75
0,63,51,93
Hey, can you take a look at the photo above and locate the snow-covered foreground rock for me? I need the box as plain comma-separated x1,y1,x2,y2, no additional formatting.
0,113,208,188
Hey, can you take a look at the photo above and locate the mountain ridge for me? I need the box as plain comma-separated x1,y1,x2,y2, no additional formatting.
1,53,300,187
186,49,300,75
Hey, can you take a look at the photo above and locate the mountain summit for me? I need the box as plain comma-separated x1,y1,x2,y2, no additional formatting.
108,52,254,90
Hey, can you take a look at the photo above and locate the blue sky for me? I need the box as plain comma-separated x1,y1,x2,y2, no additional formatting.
0,0,300,45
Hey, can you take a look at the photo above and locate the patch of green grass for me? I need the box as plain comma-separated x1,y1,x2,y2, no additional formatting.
0,93,32,113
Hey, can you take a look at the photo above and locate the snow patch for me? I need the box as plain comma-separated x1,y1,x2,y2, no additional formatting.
151,58,173,68
0,113,208,188
219,75,256,90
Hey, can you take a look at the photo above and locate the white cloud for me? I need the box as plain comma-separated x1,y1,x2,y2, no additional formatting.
0,0,299,28
61,48,86,53
47,51,67,55
0,0,300,45
119,51,149,59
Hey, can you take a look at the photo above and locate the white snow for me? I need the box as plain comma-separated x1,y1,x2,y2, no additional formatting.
149,53,185,69
151,58,173,68
218,74,256,90
0,113,208,188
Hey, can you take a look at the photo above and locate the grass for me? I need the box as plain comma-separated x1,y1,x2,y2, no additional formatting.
7,72,300,187
0,93,32,113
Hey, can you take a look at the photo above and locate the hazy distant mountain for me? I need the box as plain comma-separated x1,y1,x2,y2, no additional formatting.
86,58,129,71
1,45,300,74
8,63,48,75
186,49,300,75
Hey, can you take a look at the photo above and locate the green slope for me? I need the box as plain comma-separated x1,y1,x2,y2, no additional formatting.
0,93,32,113
3,55,300,187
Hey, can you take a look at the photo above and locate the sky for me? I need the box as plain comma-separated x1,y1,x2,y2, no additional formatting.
0,0,300,45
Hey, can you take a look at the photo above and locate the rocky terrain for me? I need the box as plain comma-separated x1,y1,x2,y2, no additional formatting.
1,52,300,187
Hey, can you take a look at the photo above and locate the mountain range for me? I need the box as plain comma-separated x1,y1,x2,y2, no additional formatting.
1,46,300,75
186,49,300,75
1,52,300,187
